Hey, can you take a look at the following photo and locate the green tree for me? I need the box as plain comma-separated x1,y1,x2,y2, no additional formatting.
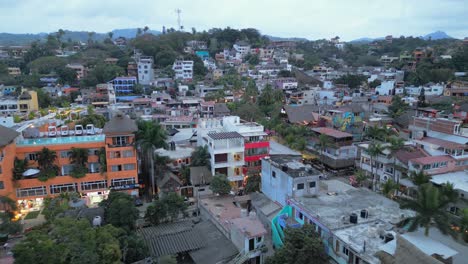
317,134,332,164
266,224,328,264
366,143,385,191
136,120,167,197
37,147,58,181
102,192,139,231
69,147,89,178
56,67,77,85
387,136,406,194
410,170,431,186
381,179,398,198
418,88,427,107
388,95,409,118
244,175,261,194
460,209,468,242
190,146,210,167
28,56,66,74
209,174,231,195
145,192,187,225
334,74,366,89
369,79,382,89
400,183,456,236
0,196,22,235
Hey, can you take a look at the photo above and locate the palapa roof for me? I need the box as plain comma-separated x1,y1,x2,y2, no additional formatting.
103,113,137,134
0,125,19,147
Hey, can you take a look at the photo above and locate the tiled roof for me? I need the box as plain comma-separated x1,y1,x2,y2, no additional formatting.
284,104,320,124
394,148,428,164
312,127,353,139
0,125,19,147
410,155,453,165
103,114,137,134
420,137,466,150
208,131,243,140
138,221,205,257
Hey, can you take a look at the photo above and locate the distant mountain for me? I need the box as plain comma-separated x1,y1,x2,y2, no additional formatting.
266,35,308,42
421,31,453,40
0,28,161,46
349,37,384,43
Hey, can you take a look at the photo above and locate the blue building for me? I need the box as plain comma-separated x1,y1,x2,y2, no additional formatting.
110,76,137,94
195,50,210,60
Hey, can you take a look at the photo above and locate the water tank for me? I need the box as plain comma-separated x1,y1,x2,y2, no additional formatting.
350,213,358,224
93,216,102,227
249,211,257,220
360,209,368,219
384,233,394,243
241,209,248,218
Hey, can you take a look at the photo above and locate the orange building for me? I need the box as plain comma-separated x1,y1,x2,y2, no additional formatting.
0,114,139,209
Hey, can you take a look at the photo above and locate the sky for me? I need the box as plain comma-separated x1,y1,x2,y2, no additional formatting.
1,0,467,40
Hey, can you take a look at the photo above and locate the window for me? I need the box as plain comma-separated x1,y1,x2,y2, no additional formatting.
298,212,304,220
111,177,135,187
50,183,78,194
112,136,128,146
309,181,316,188
297,183,304,190
88,149,99,156
272,171,276,178
449,206,460,215
16,186,47,198
88,163,100,173
111,165,122,172
342,246,349,256
0,181,4,189
81,180,107,191
60,151,72,158
0,166,2,174
27,153,38,161
61,165,74,176
123,150,134,158
335,240,340,253
123,164,135,171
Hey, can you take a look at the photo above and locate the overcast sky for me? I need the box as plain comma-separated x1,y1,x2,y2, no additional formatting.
1,0,467,40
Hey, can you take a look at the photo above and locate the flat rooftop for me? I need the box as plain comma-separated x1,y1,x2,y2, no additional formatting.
155,146,195,160
292,180,414,230
431,171,468,193
17,134,105,146
268,155,321,178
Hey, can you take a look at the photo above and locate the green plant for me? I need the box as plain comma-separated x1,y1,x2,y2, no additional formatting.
70,165,87,179
210,174,231,195
36,147,58,181
13,157,28,180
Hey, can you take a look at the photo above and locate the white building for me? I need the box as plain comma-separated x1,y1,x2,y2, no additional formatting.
261,155,322,206
173,60,194,80
405,84,444,96
376,81,396,95
233,41,251,60
137,56,155,85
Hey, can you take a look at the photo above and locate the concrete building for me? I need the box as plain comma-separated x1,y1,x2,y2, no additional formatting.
110,76,137,94
137,56,155,85
309,127,357,169
7,67,21,76
261,155,322,206
0,89,38,115
173,60,194,81
269,179,414,264
66,63,87,80
0,114,140,209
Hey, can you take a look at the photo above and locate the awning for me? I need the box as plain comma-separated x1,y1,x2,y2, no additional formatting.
22,168,40,177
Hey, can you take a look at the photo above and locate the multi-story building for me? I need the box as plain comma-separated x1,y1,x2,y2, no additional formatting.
137,56,154,85
0,114,139,208
261,155,322,206
444,81,468,97
110,76,137,94
7,67,21,76
233,41,251,60
0,89,38,115
66,63,87,80
198,116,270,188
309,127,357,170
80,83,116,107
172,60,194,81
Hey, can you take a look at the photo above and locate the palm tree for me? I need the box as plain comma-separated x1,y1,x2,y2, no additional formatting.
400,183,454,236
143,26,149,34
387,136,405,194
365,125,383,141
381,179,398,198
190,146,210,167
317,134,332,165
460,209,468,242
136,120,167,199
107,31,114,40
37,147,58,180
69,148,89,178
410,170,431,186
366,143,385,191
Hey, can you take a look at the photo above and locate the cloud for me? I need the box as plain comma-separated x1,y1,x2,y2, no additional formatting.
0,0,466,40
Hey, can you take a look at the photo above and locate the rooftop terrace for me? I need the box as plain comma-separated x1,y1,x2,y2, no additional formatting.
17,134,105,146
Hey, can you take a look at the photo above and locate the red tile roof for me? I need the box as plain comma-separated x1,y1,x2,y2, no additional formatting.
394,148,428,164
312,127,353,139
419,137,465,150
410,155,454,165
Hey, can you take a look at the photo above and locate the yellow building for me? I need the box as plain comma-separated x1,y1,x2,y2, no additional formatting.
17,89,39,113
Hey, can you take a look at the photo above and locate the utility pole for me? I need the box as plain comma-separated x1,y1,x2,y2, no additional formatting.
175,8,182,31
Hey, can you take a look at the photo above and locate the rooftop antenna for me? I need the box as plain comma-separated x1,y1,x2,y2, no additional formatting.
175,8,182,31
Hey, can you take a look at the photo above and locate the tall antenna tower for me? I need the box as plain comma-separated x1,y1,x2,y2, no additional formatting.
175,8,182,31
